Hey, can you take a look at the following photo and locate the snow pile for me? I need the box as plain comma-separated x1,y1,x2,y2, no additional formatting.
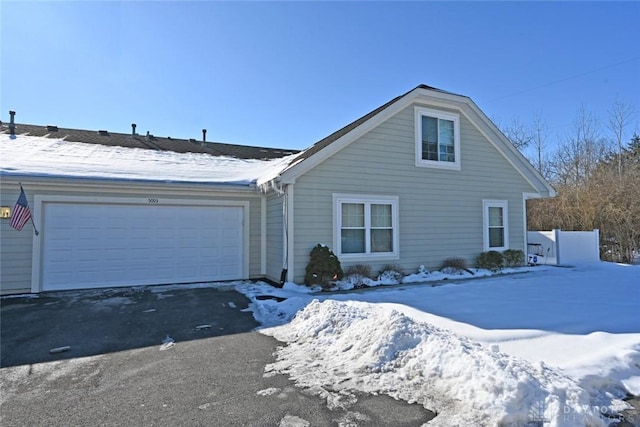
0,134,295,184
237,281,316,326
264,299,606,427
236,263,640,424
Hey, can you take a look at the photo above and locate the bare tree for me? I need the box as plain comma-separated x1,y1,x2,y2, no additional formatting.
526,102,639,264
531,111,550,178
607,97,635,178
502,118,534,151
550,105,609,187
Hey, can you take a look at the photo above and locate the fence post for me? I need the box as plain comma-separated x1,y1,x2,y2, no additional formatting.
553,229,561,265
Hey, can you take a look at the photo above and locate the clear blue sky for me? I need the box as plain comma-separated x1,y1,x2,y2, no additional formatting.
1,1,638,150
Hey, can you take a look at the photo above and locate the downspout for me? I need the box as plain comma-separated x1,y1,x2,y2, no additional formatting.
280,185,289,286
269,180,289,286
284,184,294,285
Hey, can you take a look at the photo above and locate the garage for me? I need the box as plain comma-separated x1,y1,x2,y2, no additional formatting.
40,201,245,291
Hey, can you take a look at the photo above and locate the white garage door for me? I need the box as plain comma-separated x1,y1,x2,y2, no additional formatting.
41,202,244,291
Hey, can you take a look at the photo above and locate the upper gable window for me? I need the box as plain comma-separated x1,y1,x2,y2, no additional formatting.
414,107,461,170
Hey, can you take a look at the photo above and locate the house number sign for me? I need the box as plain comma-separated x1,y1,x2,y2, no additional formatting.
148,198,159,204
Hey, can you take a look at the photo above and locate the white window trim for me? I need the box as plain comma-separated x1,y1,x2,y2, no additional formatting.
333,194,399,261
414,106,461,170
483,200,509,252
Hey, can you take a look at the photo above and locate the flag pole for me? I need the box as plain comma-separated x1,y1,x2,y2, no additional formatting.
30,214,39,236
19,183,39,236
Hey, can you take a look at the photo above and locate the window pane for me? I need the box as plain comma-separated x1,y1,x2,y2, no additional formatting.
489,227,504,247
439,144,455,162
422,116,438,161
422,116,438,142
439,120,454,144
342,229,365,253
423,142,438,161
342,203,364,227
489,207,503,227
439,119,455,162
371,204,392,227
371,229,393,252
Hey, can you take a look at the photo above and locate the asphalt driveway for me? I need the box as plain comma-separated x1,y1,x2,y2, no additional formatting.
0,284,435,426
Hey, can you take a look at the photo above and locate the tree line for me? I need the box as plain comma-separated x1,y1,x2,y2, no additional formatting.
499,100,639,263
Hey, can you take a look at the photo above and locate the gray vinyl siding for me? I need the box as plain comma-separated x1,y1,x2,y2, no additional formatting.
265,191,284,283
0,182,35,294
290,103,536,282
246,195,263,280
0,178,263,295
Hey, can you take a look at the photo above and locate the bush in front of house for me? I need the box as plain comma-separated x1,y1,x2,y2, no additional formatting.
475,251,504,272
304,244,343,288
503,249,525,267
378,264,404,284
439,257,469,275
343,264,373,288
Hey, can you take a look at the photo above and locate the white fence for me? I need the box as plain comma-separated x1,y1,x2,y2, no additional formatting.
527,229,600,265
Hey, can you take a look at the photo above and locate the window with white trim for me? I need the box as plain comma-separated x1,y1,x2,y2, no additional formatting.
415,107,461,170
483,200,508,251
334,195,399,259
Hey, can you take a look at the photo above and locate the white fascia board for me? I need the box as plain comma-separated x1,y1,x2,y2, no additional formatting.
4,175,258,196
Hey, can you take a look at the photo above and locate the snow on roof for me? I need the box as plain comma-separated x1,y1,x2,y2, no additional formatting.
0,134,296,186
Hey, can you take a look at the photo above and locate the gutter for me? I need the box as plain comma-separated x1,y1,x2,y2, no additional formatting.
0,172,260,193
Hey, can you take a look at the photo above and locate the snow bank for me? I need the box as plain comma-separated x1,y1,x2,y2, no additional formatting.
263,299,606,426
328,266,535,291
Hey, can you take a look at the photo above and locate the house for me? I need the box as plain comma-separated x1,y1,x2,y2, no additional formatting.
0,85,555,295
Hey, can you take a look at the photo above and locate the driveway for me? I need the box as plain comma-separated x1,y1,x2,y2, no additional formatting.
0,284,435,426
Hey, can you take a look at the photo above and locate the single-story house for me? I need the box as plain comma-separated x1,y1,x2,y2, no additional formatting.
0,85,555,295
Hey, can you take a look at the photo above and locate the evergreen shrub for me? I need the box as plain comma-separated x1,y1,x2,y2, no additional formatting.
503,249,525,267
304,244,343,288
475,251,504,272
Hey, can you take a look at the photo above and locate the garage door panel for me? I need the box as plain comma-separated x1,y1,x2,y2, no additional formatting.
42,202,244,291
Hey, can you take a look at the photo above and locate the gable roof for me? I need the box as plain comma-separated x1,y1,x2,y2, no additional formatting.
259,84,555,198
293,85,454,164
1,85,556,197
0,123,298,160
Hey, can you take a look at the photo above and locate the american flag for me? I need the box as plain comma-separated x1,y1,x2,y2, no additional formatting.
10,187,32,231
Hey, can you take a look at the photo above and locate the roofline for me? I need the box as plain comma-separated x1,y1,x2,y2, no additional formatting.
0,172,259,192
1,123,299,160
264,85,555,197
0,172,259,191
461,99,557,197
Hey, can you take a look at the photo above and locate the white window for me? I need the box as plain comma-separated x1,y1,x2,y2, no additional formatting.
334,194,399,260
483,200,509,251
415,107,461,170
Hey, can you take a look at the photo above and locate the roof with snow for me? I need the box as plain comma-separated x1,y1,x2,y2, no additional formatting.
1,84,489,189
0,134,297,186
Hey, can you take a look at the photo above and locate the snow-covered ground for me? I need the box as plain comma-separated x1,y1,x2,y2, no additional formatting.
236,262,640,426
